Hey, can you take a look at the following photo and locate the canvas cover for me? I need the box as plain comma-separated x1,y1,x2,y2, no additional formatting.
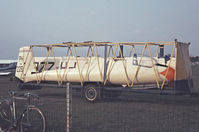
175,43,192,80
175,43,195,94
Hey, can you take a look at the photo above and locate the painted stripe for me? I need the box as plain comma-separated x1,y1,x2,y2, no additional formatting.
160,67,175,81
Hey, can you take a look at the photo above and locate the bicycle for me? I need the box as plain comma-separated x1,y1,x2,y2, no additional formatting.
0,91,46,132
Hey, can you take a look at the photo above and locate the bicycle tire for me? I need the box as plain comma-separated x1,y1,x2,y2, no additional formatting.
20,107,45,132
0,99,12,123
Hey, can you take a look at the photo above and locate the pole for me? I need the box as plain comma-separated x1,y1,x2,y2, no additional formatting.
103,45,108,83
66,83,72,132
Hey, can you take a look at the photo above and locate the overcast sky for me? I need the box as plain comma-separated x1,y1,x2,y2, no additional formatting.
0,0,199,59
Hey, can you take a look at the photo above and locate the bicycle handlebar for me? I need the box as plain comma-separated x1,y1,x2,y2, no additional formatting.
24,92,39,99
8,91,23,97
8,91,39,100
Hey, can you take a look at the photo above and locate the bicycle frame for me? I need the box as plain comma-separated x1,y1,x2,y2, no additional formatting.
0,92,45,132
9,93,27,127
10,96,17,127
4,92,35,128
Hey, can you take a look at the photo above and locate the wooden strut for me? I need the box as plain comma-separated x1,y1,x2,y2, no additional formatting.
155,46,160,58
85,46,94,81
94,44,103,82
118,44,130,86
50,47,62,85
146,44,160,88
129,45,134,57
86,46,92,57
31,47,40,84
38,47,50,83
129,45,137,57
31,41,176,48
72,45,83,86
61,47,73,83
107,45,113,57
22,41,179,87
104,45,119,85
160,45,175,89
131,44,147,87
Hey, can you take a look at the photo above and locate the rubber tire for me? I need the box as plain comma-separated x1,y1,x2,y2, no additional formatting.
0,100,12,130
20,107,46,132
84,84,99,102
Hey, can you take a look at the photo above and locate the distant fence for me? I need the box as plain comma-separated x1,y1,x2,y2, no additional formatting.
71,88,199,132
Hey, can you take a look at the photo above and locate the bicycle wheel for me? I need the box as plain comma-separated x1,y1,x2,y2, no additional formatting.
0,100,12,123
20,107,45,132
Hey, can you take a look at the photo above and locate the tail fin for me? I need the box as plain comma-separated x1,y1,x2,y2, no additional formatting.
15,46,33,82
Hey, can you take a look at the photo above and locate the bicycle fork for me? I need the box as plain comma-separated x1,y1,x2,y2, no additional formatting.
10,98,17,128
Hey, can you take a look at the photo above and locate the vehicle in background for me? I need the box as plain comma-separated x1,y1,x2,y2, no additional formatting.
0,60,17,80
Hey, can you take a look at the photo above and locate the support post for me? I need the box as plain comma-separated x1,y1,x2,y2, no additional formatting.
159,45,164,58
119,45,123,57
174,39,178,94
103,44,108,83
66,83,72,132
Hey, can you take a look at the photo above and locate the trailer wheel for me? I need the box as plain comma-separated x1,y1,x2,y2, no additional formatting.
84,85,99,102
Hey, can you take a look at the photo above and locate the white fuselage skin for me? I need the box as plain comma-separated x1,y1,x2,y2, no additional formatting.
15,47,176,86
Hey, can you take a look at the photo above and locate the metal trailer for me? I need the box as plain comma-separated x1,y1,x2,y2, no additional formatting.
15,39,194,102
